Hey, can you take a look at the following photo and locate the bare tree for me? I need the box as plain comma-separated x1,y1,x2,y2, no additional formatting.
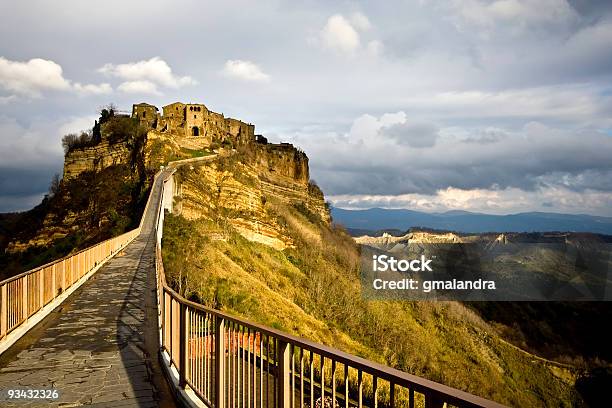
48,173,61,198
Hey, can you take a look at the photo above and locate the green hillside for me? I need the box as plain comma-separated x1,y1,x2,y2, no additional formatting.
162,186,582,407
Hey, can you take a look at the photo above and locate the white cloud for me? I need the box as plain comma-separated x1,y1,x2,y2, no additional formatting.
0,57,70,96
73,82,112,95
350,12,372,31
117,80,161,95
0,57,111,97
329,186,612,216
366,40,384,57
98,57,196,93
318,13,383,56
452,0,578,29
0,114,94,168
285,111,612,216
397,86,610,125
0,114,95,212
321,14,361,54
57,115,98,138
222,60,270,82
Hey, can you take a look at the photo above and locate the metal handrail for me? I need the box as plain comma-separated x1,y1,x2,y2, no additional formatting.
152,166,506,408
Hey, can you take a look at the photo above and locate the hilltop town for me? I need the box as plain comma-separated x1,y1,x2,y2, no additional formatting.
132,101,258,149
5,100,327,258
62,101,309,183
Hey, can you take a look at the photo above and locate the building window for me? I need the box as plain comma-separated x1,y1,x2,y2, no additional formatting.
192,126,199,136
142,111,146,118
194,115,197,119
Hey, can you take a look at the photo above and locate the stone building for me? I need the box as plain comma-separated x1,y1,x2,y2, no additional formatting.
132,103,158,129
161,102,185,131
185,103,207,137
63,100,307,184
132,101,256,150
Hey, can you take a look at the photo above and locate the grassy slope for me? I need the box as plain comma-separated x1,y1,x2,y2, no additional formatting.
162,176,581,407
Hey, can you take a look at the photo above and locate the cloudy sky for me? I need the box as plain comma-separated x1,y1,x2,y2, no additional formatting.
1,0,611,215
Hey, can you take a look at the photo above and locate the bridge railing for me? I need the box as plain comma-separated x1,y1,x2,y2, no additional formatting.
0,229,139,346
153,170,505,408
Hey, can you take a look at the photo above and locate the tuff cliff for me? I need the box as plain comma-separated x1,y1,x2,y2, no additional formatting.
136,100,330,250
173,144,329,250
62,101,267,179
160,164,586,408
3,100,329,274
63,139,131,180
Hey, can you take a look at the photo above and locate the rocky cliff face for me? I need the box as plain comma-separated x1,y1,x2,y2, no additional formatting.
355,230,463,246
173,146,329,250
2,113,149,273
3,100,325,274
63,139,131,180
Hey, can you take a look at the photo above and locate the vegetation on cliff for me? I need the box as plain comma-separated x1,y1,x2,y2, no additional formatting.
161,155,584,407
2,101,606,406
0,110,151,279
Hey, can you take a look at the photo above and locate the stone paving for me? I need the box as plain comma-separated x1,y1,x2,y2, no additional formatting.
0,171,175,407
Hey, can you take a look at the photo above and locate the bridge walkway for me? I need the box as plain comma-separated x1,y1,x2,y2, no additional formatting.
0,170,175,407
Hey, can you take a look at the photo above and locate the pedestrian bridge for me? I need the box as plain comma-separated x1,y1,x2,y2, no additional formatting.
0,156,504,408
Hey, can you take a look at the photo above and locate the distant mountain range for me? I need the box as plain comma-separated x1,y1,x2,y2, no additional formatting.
331,207,612,235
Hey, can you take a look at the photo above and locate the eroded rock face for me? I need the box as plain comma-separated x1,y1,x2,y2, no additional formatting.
249,143,310,184
355,231,463,247
174,148,329,250
63,140,131,180
15,100,325,257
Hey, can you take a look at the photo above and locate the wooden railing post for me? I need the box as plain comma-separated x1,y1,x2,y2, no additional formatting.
61,261,66,293
160,288,165,348
51,265,56,300
0,284,6,337
215,316,225,408
277,340,291,408
38,270,43,312
22,276,28,320
179,303,187,388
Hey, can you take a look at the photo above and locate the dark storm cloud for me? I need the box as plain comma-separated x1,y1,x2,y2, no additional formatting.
462,129,505,144
376,1,612,91
0,166,58,196
296,119,612,196
0,166,59,212
539,170,612,192
568,0,612,19
381,121,439,148
1,1,612,215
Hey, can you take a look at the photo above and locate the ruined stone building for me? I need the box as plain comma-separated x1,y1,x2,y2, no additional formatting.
132,101,255,149
63,100,310,185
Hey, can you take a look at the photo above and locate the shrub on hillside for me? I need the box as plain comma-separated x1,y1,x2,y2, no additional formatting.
62,131,95,154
